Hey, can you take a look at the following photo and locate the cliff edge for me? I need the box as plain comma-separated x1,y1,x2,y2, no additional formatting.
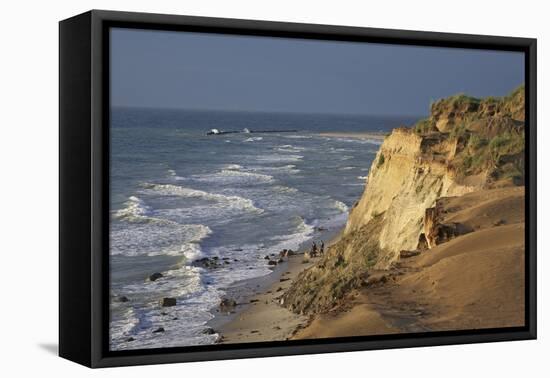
282,85,525,315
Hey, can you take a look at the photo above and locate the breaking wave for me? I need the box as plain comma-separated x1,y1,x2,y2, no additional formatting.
141,183,264,213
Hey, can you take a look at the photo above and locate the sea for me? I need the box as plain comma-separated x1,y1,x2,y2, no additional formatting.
109,108,418,350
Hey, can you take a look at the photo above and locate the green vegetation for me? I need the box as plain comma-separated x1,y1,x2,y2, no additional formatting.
449,122,468,140
467,133,488,151
446,93,481,106
414,118,437,135
455,130,524,179
504,84,525,101
488,132,524,160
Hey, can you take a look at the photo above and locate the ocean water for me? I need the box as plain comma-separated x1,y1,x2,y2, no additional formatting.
109,108,417,350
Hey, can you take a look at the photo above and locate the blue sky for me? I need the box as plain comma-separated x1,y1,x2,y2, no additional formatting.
111,28,524,116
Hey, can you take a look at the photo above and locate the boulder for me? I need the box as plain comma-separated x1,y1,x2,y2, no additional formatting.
160,297,177,307
202,327,216,335
267,260,277,266
192,257,220,269
149,272,163,282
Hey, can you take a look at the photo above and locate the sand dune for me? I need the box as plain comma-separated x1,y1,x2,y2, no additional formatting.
292,186,525,338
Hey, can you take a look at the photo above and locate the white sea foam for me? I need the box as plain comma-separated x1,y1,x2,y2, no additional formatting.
324,137,383,146
266,216,315,253
275,144,305,153
255,154,303,163
109,265,221,350
190,169,275,185
110,221,212,258
141,183,264,213
248,164,300,175
243,136,263,142
224,164,242,170
332,200,349,213
357,175,368,180
284,135,312,139
113,196,176,225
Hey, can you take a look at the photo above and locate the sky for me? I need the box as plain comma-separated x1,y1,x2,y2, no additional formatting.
110,28,524,116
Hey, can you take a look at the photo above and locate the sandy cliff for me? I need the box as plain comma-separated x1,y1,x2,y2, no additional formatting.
282,86,525,316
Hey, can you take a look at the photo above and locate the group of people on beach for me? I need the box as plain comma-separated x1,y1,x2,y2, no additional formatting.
309,240,325,257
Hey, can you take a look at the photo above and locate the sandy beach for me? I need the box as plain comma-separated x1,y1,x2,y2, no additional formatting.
217,253,313,343
216,230,343,343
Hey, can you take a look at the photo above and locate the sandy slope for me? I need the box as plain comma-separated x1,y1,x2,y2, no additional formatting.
293,186,525,338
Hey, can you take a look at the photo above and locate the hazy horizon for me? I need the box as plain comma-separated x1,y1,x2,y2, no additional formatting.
111,28,524,116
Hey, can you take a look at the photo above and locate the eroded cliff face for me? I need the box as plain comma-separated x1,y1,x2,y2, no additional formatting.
344,128,478,268
282,86,525,315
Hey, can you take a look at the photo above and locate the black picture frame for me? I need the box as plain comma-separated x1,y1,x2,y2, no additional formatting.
59,9,537,368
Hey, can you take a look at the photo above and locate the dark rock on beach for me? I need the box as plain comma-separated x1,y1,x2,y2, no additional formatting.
279,249,295,258
192,257,220,269
153,327,165,333
149,272,163,282
202,327,216,335
117,296,129,303
267,260,277,266
160,297,177,307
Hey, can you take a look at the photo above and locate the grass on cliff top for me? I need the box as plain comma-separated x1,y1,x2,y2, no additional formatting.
504,84,525,101
430,94,481,110
455,130,524,180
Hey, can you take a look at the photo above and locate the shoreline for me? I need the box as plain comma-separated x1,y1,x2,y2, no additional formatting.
212,226,343,344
